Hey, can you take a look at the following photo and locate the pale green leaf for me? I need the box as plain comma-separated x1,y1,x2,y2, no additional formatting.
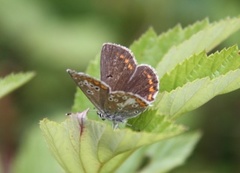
156,17,240,78
130,19,209,67
40,110,185,173
127,109,186,133
130,28,159,66
161,45,240,92
0,72,35,99
85,53,101,78
156,69,240,119
156,78,210,118
115,131,201,173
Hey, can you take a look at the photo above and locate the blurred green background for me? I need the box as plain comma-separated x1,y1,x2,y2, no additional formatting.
0,0,240,172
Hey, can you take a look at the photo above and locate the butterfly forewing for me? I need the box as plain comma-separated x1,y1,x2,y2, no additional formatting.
101,43,137,91
67,69,109,112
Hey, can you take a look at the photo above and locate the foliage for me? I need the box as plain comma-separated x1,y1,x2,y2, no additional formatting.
0,72,35,99
40,17,240,173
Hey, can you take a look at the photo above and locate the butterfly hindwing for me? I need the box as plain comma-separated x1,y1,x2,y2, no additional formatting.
123,65,159,102
102,91,148,121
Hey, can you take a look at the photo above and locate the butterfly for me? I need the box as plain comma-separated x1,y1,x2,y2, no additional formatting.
67,43,159,128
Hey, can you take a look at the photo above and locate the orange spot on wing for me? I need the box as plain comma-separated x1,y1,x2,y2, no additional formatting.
149,86,155,92
148,79,153,84
100,84,108,90
147,74,152,78
93,80,100,85
124,59,129,63
128,64,133,70
136,98,148,107
147,94,153,101
120,54,125,59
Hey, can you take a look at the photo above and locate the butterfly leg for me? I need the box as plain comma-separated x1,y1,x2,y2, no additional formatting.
112,121,119,129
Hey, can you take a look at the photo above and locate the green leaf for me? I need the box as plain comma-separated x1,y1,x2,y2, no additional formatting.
40,110,185,173
156,17,240,78
130,28,159,66
85,53,101,78
157,69,240,119
127,109,186,133
156,78,209,118
161,45,240,92
115,131,201,173
130,19,209,67
0,72,35,99
155,45,240,119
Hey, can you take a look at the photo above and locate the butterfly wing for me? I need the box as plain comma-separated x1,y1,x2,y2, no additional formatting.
102,91,148,122
67,69,109,112
123,65,159,102
101,43,159,102
100,43,137,91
